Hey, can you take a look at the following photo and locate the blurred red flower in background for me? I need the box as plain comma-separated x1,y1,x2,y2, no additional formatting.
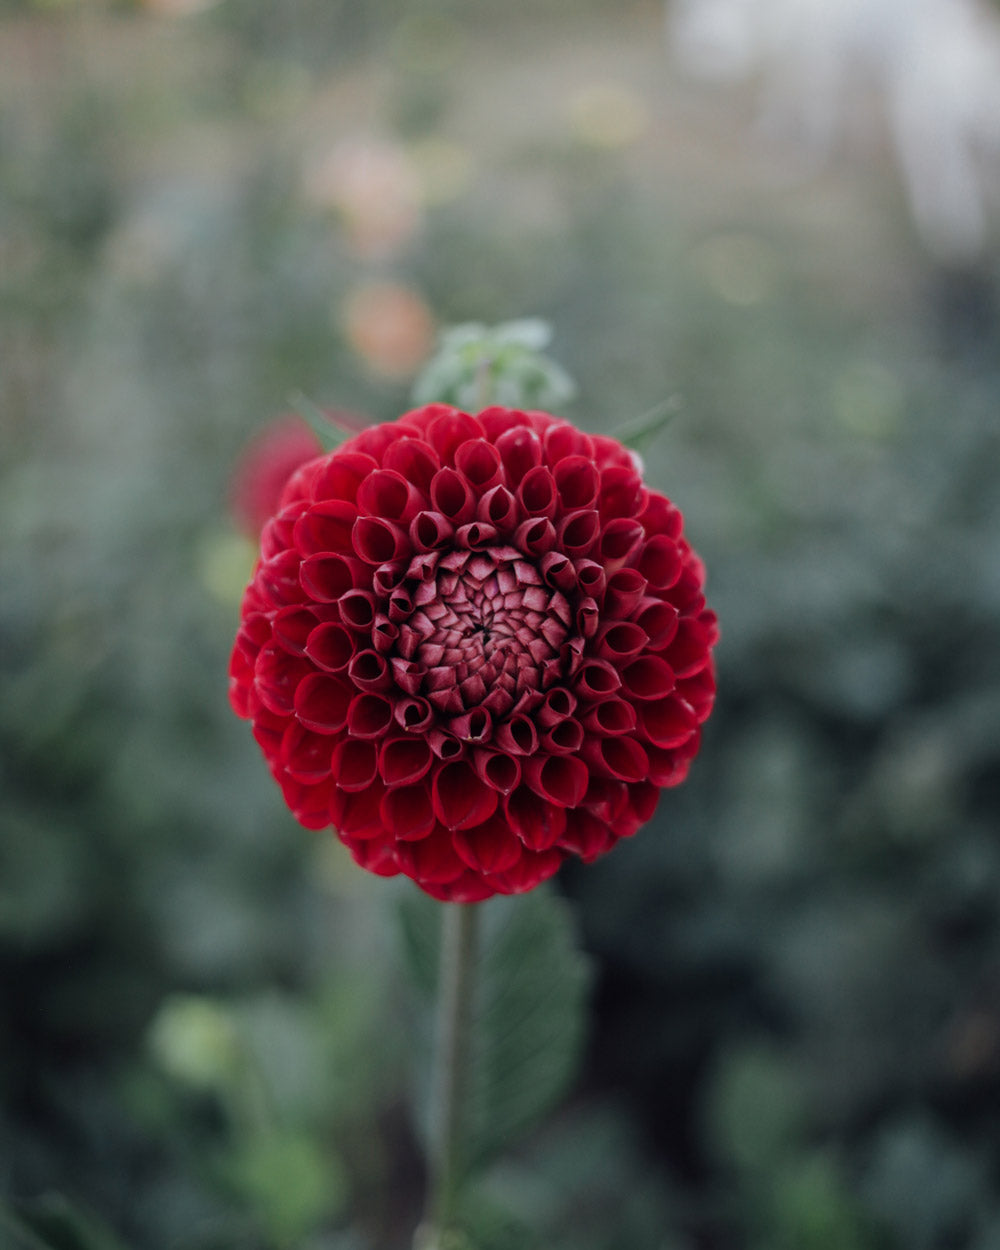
229,404,717,901
229,411,370,536
229,417,323,538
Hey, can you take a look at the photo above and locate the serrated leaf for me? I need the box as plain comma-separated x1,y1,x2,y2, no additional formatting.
397,887,591,1180
396,887,443,999
468,896,588,1169
0,1195,132,1250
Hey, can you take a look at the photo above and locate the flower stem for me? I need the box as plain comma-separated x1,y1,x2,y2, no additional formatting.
475,356,495,411
417,901,480,1248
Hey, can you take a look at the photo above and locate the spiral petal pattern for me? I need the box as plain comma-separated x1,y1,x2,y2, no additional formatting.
229,404,718,901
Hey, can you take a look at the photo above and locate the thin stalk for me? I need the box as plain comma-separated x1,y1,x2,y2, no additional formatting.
475,355,495,412
417,901,480,1248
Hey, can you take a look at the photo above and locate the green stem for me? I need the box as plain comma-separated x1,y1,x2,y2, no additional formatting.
475,355,495,411
417,901,480,1248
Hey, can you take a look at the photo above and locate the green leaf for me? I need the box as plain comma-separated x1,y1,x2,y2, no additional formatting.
397,886,592,1176
0,1195,132,1250
396,887,442,1001
287,391,349,452
608,396,682,452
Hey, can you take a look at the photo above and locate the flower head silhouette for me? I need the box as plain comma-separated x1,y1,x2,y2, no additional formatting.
229,404,717,901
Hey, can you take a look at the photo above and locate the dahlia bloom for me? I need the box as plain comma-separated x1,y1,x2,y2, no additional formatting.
229,404,717,902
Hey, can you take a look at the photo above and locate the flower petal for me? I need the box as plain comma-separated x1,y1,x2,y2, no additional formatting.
431,759,499,830
281,722,334,784
494,424,542,486
352,516,410,565
505,786,568,851
332,738,379,791
430,467,476,524
379,736,434,788
254,644,311,714
427,410,485,465
453,813,523,874
304,622,355,672
330,779,386,838
488,847,563,894
395,826,469,883
583,734,649,783
620,654,676,701
410,510,454,552
559,809,616,862
299,553,365,603
639,698,697,749
522,754,588,809
380,782,437,840
553,455,599,510
472,749,521,794
581,697,636,735
356,469,423,522
455,438,503,491
293,500,358,556
294,672,353,733
280,776,333,830
517,466,558,519
346,692,394,738
382,437,440,493
637,534,683,590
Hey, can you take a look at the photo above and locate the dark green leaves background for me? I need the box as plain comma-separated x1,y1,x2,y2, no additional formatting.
2,1,1000,1247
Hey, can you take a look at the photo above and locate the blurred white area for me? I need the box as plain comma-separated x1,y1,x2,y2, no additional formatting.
668,0,1000,262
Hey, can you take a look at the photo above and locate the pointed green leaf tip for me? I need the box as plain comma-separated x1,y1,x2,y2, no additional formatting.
412,320,576,412
288,391,350,453
609,395,682,452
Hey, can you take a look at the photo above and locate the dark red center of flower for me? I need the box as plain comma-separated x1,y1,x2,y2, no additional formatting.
377,546,571,734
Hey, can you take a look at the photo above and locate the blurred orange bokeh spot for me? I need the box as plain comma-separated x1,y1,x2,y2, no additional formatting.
341,282,435,380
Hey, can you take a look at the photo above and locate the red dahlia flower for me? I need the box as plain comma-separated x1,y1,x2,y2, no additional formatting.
229,404,718,902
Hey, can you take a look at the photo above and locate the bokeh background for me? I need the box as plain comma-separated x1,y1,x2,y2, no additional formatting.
3,0,1000,1246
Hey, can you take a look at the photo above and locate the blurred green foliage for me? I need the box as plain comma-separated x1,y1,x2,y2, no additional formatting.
2,1,1000,1248
412,320,576,411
